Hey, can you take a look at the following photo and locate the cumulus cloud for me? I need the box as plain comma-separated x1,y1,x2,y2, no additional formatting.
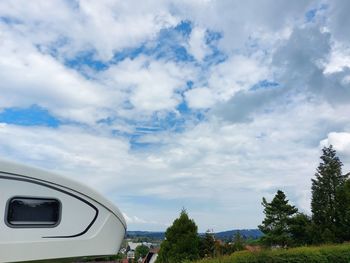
122,213,148,224
273,26,330,93
273,25,350,105
187,26,210,61
213,88,281,123
324,51,350,74
327,0,350,44
321,132,350,173
0,0,178,60
1,91,350,231
1,0,350,232
208,55,268,100
99,56,195,114
185,87,215,109
322,132,350,152
0,26,113,124
173,0,314,53
122,212,169,229
214,24,350,123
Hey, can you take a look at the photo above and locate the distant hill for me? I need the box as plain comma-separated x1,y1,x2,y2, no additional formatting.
126,231,165,240
126,229,263,241
214,229,263,240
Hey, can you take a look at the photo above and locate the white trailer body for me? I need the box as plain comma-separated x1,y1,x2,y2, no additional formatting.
0,160,126,262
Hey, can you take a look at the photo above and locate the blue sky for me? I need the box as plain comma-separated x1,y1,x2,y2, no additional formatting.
1,0,350,231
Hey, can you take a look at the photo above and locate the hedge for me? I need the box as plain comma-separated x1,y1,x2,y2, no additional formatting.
194,243,350,263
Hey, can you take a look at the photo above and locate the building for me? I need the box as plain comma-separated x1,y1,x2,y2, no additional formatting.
142,248,159,263
127,250,135,259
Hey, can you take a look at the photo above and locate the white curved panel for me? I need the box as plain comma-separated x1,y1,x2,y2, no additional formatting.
0,177,96,242
0,164,126,263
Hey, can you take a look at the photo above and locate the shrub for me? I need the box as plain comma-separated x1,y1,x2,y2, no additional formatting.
194,243,350,263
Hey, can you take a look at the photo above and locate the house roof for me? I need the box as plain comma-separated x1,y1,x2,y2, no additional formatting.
128,242,142,250
142,248,159,263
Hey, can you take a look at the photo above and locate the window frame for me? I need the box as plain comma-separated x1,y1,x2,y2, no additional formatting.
5,196,62,228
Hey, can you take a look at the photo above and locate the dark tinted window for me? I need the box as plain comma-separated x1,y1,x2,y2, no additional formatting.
7,197,60,227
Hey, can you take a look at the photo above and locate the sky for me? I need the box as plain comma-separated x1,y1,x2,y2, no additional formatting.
1,0,350,232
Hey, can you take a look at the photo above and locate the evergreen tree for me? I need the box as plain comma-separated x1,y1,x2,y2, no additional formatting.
336,178,350,241
311,145,346,243
232,231,245,251
289,213,313,246
259,190,298,247
156,209,200,263
199,230,215,258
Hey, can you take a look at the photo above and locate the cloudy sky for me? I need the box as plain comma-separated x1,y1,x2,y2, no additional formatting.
1,0,350,232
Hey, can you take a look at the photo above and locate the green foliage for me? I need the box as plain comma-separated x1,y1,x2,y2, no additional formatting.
135,245,150,260
311,145,347,243
232,232,245,251
199,231,215,258
337,179,350,241
289,213,313,246
258,190,298,247
245,237,262,246
193,243,350,263
219,242,235,257
156,209,200,263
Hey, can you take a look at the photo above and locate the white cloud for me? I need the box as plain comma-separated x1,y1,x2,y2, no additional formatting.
0,0,178,61
0,123,130,175
324,44,350,74
122,213,148,224
122,212,169,228
321,132,350,173
327,0,350,44
0,26,116,124
174,0,314,53
139,95,350,217
1,88,350,232
185,87,215,109
273,25,350,106
321,132,350,152
212,24,350,124
207,55,269,105
1,0,350,232
100,56,195,114
321,132,350,157
187,27,210,61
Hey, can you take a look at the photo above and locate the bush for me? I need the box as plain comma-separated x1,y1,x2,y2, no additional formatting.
194,243,350,263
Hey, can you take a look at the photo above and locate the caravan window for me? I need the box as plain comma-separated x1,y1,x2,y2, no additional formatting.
6,197,61,227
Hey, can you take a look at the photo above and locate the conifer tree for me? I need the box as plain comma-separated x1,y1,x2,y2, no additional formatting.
156,209,200,263
199,230,215,258
289,213,312,246
335,178,350,241
232,231,245,251
311,145,346,243
259,190,298,247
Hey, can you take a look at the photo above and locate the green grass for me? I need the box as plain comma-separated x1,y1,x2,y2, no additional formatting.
195,243,350,263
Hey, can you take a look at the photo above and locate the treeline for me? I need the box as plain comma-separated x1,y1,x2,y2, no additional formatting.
155,209,247,263
156,145,350,263
259,145,350,246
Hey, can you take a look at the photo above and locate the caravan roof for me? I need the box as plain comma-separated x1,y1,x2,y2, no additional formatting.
0,159,126,230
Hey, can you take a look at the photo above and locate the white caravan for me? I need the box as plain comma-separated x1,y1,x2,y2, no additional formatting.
0,160,126,262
